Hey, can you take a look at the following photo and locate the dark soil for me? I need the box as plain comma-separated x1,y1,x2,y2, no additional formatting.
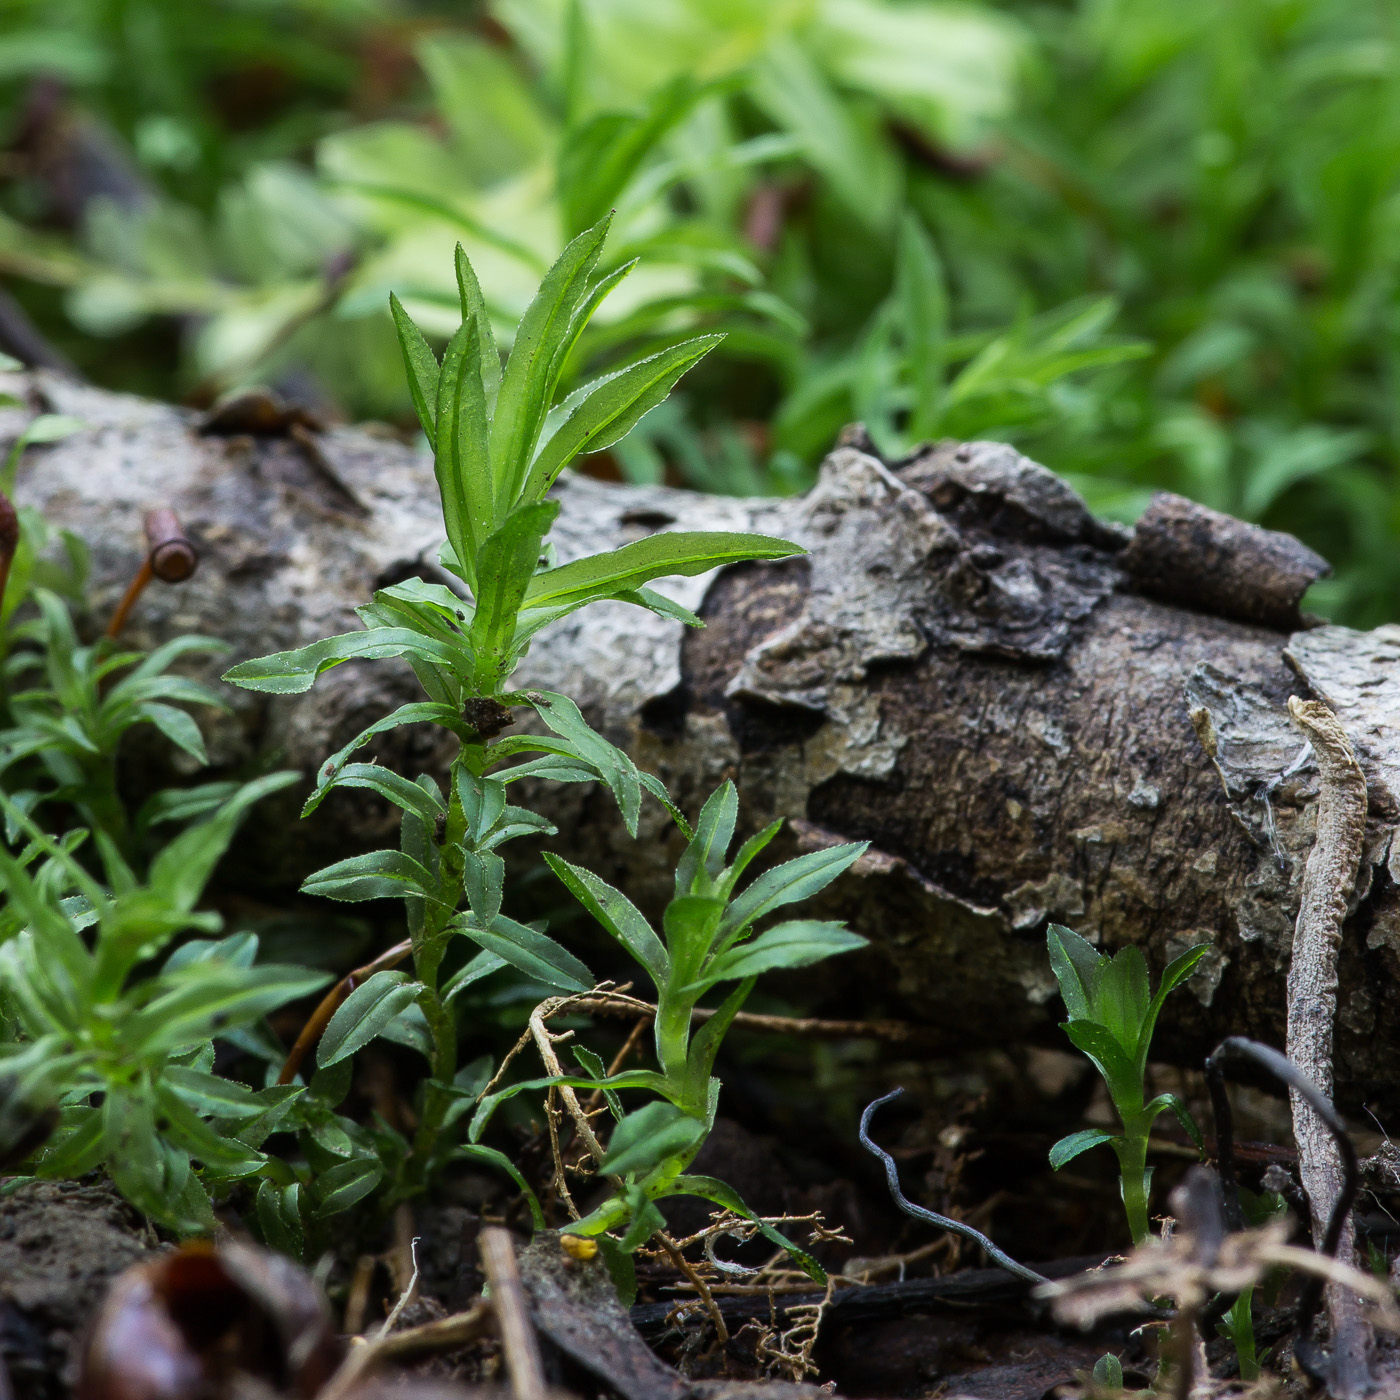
0,1181,155,1399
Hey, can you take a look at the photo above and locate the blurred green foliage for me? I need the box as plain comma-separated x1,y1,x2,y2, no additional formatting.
1,0,1398,622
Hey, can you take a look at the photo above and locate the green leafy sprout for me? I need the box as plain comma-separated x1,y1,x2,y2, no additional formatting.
1046,924,1209,1245
221,218,867,1267
0,775,327,1233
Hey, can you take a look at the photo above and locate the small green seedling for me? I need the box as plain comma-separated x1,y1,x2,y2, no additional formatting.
0,776,327,1232
1090,1352,1124,1395
1215,1185,1286,1380
466,779,867,1286
1046,924,1209,1244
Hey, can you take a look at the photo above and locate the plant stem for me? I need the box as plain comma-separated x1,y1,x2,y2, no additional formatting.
1116,1117,1152,1245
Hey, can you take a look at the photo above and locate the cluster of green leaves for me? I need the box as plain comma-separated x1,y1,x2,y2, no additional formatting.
220,225,866,1269
464,780,866,1285
0,470,326,1231
1045,924,1207,1245
0,777,326,1233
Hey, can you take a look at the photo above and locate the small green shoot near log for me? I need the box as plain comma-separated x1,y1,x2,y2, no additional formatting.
1046,924,1209,1244
1215,1186,1286,1381
469,780,867,1282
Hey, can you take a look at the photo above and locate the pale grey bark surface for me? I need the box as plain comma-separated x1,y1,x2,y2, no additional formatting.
9,369,1400,1107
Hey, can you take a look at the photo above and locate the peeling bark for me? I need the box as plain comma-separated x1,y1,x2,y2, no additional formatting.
10,370,1400,1106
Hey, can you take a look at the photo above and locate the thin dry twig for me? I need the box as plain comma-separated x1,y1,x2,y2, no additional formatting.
656,1230,730,1346
379,1233,420,1339
1285,697,1372,1393
480,1226,548,1400
317,1302,494,1400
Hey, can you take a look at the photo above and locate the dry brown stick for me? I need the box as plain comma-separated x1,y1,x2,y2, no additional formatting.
656,1230,730,1347
277,938,412,1085
105,508,198,639
527,998,608,1168
343,1254,377,1336
388,1206,418,1305
318,1301,494,1400
560,991,932,1046
1285,697,1372,1396
480,1227,548,1400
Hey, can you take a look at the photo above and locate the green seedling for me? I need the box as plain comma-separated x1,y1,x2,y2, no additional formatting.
1,587,228,854
0,776,326,1233
1215,1186,1287,1381
466,779,867,1287
1046,924,1209,1244
222,219,840,1236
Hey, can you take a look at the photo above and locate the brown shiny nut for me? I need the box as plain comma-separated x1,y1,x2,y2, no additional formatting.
560,1233,598,1261
77,1239,341,1400
142,508,197,583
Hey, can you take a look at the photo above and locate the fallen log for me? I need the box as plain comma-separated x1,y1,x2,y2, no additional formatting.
8,369,1400,1109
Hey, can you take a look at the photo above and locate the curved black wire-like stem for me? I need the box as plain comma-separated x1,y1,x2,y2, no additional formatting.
859,1088,1048,1285
1204,1036,1358,1386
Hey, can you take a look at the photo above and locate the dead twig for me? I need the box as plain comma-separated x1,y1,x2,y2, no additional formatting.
105,508,199,639
317,1301,494,1400
381,1226,419,1335
1284,697,1372,1395
655,1229,730,1347
480,1226,548,1400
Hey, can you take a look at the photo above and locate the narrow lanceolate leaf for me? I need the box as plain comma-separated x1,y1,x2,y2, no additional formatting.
313,702,470,794
455,244,501,410
698,920,866,989
523,530,803,611
544,853,668,986
676,781,739,897
127,965,331,1056
468,502,559,675
451,912,594,994
318,971,422,1068
520,335,725,503
1048,1127,1119,1170
316,1156,384,1215
389,293,441,448
222,628,466,695
302,762,446,823
526,691,642,835
300,849,439,903
716,842,868,945
1046,924,1102,1022
491,216,612,506
435,317,494,569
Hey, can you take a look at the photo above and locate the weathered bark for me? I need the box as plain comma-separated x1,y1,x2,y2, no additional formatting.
9,371,1400,1108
